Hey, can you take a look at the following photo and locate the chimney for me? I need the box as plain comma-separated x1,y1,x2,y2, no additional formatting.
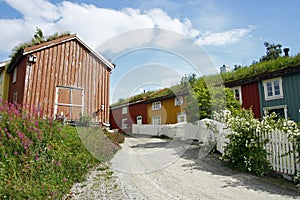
220,64,230,74
283,48,289,57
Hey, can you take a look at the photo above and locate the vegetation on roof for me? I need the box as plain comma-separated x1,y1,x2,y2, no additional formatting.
221,42,300,83
221,53,300,83
110,90,155,107
6,28,70,70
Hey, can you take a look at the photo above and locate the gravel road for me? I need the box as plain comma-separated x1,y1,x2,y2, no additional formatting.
67,136,300,200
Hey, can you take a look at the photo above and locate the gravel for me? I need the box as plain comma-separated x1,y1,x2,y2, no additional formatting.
66,137,300,200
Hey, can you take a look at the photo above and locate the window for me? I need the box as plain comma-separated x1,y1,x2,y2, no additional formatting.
13,92,17,103
0,71,3,84
152,115,161,125
152,101,161,110
263,77,283,100
122,106,128,114
122,118,128,129
54,86,84,120
177,112,187,123
263,105,287,119
13,68,17,83
175,96,183,106
231,86,242,104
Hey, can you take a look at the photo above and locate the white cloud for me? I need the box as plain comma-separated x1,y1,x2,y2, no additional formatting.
0,0,254,60
196,25,255,46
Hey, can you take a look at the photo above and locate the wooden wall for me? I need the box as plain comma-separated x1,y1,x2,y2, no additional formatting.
9,38,111,123
147,96,186,124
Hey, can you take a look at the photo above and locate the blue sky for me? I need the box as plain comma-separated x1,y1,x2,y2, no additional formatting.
0,0,299,103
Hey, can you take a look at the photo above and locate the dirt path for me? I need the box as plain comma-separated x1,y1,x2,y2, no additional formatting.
68,136,300,199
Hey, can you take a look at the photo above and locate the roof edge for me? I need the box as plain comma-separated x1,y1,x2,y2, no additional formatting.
23,34,114,70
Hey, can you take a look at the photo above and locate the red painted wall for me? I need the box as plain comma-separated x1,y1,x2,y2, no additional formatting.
110,101,148,133
241,82,261,118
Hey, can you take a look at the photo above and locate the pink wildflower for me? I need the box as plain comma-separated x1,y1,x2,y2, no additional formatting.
56,161,61,167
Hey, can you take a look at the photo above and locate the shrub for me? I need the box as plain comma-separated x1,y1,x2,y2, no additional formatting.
220,109,271,176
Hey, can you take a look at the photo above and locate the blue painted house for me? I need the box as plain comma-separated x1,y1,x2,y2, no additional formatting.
258,66,300,121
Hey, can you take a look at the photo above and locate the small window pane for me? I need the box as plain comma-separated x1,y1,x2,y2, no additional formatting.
234,89,240,100
273,80,280,95
152,101,161,110
266,82,273,96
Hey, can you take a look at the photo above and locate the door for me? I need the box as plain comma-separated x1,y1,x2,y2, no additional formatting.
55,86,84,120
137,115,142,125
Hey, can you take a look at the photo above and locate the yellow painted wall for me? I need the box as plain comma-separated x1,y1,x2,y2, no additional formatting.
147,96,187,124
0,68,10,102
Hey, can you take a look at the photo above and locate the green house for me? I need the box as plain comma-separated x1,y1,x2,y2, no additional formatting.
258,67,300,122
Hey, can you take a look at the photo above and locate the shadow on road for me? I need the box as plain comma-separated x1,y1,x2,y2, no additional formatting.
181,145,300,198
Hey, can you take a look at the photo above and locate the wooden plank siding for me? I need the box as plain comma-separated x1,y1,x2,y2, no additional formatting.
241,82,261,118
147,95,187,125
259,73,300,122
110,101,148,133
7,34,113,124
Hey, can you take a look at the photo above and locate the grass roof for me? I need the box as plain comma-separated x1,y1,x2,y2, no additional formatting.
222,54,300,83
6,31,70,71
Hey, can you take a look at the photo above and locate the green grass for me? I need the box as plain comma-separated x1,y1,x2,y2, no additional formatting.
0,102,125,199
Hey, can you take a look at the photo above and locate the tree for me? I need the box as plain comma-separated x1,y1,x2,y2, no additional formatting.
185,76,241,123
260,42,282,62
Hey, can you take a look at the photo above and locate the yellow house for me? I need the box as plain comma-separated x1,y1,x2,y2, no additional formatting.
146,89,187,125
0,61,10,102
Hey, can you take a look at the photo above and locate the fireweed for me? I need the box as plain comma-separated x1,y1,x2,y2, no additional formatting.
0,101,123,199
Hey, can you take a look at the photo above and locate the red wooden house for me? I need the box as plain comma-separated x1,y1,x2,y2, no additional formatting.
225,79,261,118
7,34,114,124
110,100,148,133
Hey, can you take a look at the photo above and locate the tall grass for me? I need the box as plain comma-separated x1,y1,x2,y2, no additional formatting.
0,101,123,199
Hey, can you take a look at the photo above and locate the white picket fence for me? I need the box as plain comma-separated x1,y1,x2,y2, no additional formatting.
132,120,300,176
260,130,300,175
217,125,300,176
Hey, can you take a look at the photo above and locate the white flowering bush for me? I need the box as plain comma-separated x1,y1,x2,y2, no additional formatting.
218,109,271,175
217,109,300,179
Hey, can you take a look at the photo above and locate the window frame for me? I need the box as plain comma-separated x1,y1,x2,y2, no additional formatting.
231,86,242,104
122,106,128,114
152,115,161,125
13,67,17,83
121,118,128,129
263,105,287,119
174,96,184,106
263,77,283,100
177,112,187,123
152,101,161,110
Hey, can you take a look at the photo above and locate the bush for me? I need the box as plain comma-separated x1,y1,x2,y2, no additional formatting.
0,102,101,199
218,109,272,176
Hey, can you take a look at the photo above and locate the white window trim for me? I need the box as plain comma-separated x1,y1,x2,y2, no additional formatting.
152,101,161,110
263,105,287,119
0,71,3,84
152,115,161,125
175,96,184,106
231,86,242,104
122,106,128,114
122,118,128,129
13,68,17,83
263,77,283,101
54,86,84,118
177,112,187,123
